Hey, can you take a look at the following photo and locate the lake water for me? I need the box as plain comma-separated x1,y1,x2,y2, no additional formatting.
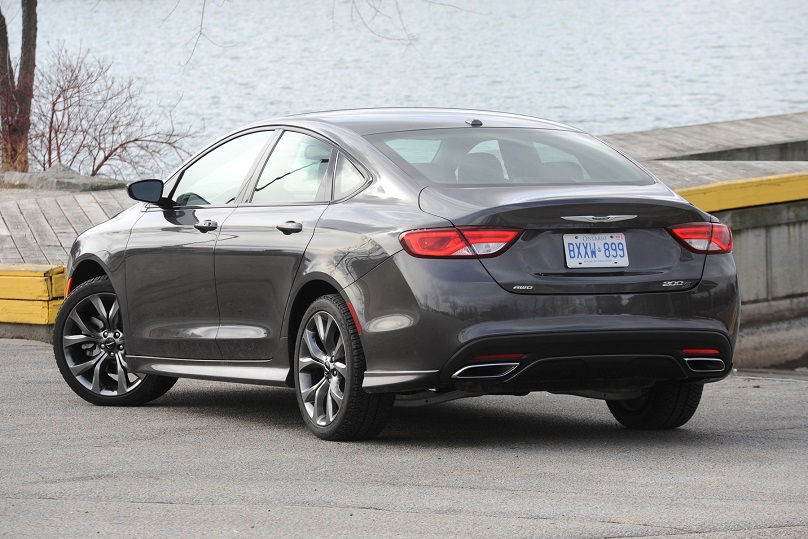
6,0,808,155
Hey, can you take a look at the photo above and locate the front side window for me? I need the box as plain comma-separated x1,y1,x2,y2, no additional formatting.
171,131,274,206
251,131,333,205
366,128,654,187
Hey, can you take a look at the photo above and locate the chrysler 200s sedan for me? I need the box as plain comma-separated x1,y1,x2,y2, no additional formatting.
53,108,740,440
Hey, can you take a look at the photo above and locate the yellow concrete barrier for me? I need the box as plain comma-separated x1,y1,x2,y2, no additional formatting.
0,264,65,325
676,172,808,212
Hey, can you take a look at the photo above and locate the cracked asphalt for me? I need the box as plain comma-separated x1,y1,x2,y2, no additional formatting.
1,338,806,538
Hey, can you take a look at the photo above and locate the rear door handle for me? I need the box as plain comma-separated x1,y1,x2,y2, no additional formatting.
277,221,303,235
194,220,218,233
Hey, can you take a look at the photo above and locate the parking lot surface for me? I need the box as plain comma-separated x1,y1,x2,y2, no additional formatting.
1,339,806,538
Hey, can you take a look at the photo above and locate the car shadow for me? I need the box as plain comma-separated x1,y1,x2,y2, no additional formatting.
378,398,708,449
147,380,720,448
148,380,304,431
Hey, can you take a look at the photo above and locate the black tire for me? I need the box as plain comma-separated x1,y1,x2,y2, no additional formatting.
53,276,177,406
606,382,704,429
293,294,394,441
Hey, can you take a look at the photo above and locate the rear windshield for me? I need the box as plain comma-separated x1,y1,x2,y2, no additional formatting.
365,128,655,187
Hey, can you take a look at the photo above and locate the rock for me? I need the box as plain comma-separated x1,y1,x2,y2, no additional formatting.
0,168,127,191
44,163,78,175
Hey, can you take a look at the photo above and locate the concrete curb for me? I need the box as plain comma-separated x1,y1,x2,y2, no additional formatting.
0,321,54,342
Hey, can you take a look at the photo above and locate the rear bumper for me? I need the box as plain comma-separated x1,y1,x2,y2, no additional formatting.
443,329,731,393
361,329,732,394
348,252,739,394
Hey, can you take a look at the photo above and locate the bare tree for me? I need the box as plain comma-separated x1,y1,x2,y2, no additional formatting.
335,0,419,44
0,0,37,172
29,46,194,178
0,0,460,176
180,0,463,62
337,0,467,44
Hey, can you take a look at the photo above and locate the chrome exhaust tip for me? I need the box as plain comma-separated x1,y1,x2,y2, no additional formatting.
451,363,519,379
684,357,725,372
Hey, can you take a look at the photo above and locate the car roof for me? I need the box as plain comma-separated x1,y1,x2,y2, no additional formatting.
247,108,581,136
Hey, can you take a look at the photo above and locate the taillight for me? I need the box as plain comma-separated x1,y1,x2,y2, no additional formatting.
399,227,521,258
668,223,732,253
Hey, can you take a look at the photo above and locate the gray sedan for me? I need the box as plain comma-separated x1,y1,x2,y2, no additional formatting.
53,108,740,440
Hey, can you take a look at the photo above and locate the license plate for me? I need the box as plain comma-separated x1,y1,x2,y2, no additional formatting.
563,233,629,268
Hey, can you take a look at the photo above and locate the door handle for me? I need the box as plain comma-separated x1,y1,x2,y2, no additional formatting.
194,220,218,233
277,221,303,235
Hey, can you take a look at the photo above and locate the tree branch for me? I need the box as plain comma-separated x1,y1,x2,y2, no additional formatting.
30,45,195,178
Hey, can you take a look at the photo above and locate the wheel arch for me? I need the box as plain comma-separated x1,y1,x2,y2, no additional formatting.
283,276,346,386
54,274,178,406
69,257,110,295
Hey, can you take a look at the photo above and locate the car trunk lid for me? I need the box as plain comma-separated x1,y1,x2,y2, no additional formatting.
419,184,711,294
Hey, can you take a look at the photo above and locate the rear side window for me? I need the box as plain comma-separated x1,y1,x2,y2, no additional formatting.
366,128,653,187
334,154,366,200
251,131,333,205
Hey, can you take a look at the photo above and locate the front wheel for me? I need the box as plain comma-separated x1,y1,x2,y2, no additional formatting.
53,276,177,406
294,294,394,441
606,382,704,429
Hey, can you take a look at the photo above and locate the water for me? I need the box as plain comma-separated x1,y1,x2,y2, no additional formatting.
5,0,808,154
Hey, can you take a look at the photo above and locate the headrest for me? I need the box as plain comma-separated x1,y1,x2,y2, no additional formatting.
457,152,505,183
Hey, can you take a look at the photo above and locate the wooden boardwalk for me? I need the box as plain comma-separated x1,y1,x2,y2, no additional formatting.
0,190,132,265
602,111,808,161
601,111,808,189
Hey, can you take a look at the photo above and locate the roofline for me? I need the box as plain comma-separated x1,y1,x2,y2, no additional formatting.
244,107,582,135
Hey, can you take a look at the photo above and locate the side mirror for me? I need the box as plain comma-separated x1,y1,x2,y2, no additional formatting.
127,179,167,205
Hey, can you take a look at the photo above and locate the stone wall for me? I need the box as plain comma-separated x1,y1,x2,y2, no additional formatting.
716,199,808,367
0,165,126,191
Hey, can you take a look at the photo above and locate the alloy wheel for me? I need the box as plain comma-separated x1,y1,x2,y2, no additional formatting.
297,311,347,426
61,291,142,396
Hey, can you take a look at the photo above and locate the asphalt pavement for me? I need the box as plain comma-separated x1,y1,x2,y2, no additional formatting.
1,338,806,538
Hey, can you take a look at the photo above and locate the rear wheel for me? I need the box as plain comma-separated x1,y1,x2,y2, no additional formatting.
606,382,703,429
53,276,177,406
294,294,394,440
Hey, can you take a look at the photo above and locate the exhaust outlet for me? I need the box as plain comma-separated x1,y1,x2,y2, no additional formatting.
684,357,725,372
451,363,519,379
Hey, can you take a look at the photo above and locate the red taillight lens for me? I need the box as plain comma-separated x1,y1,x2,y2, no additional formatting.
400,228,471,257
459,229,522,256
399,227,521,258
668,223,732,253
